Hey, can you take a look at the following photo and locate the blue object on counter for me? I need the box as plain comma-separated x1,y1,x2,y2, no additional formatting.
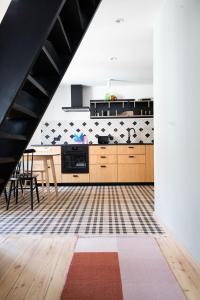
73,132,84,143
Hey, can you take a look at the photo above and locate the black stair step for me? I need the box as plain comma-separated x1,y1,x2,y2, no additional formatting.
0,157,16,164
0,131,27,141
57,17,72,53
0,179,4,184
42,40,62,75
12,103,38,119
26,75,50,98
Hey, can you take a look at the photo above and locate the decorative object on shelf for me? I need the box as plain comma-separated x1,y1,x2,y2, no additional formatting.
104,93,110,101
104,93,117,101
110,94,117,101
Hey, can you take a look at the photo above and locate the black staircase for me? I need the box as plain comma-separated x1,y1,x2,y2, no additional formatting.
0,0,101,195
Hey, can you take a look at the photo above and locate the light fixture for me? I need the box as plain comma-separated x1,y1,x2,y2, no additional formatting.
115,17,124,24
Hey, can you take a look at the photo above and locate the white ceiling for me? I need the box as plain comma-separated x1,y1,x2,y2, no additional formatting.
63,0,163,86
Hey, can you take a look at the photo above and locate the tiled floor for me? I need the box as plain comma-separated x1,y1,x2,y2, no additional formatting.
0,185,164,235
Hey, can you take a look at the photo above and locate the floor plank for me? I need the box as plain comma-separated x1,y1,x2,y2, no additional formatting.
0,235,76,300
156,236,200,300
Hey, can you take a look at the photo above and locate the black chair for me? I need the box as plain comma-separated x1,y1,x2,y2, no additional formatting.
6,161,23,210
19,149,40,210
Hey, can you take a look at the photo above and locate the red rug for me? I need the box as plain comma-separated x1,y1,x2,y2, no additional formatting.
61,252,123,300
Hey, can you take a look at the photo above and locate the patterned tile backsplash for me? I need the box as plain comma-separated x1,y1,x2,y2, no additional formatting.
41,118,154,145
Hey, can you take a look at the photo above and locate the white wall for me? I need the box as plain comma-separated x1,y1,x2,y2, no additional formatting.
154,0,200,263
0,0,11,23
31,83,153,144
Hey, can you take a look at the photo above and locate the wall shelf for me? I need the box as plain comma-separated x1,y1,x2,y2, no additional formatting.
90,99,154,119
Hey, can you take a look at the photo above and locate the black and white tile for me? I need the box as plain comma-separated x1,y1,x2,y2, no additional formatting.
41,118,154,145
0,185,163,235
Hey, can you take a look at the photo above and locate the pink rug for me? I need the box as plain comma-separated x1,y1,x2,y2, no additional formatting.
117,237,185,300
63,237,185,300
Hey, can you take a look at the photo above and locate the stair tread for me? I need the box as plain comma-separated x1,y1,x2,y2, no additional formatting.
12,103,38,119
0,131,27,141
42,42,61,75
57,16,72,53
27,75,50,97
0,157,16,164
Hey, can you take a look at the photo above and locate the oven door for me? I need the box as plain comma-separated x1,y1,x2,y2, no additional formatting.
62,151,89,173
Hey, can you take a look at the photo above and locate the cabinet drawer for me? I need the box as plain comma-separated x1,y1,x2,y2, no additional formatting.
118,164,146,182
90,164,117,183
90,155,117,165
117,145,145,155
62,173,89,183
118,154,145,164
89,145,117,155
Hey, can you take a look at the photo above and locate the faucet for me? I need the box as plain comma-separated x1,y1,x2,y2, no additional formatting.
127,128,136,144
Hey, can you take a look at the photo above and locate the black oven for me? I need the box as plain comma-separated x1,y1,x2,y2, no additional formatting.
61,144,89,173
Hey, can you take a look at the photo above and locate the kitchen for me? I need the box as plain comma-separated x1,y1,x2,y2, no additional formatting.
1,0,200,299
31,84,154,186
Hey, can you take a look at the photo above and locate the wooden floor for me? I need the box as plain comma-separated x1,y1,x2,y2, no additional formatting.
156,236,200,300
0,235,199,300
0,235,76,300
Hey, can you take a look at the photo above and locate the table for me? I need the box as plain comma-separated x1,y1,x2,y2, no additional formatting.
33,153,59,196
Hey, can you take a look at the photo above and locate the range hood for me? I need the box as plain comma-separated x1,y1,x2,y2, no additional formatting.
62,85,90,112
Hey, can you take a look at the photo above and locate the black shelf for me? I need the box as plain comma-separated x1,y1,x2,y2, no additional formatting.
90,99,154,119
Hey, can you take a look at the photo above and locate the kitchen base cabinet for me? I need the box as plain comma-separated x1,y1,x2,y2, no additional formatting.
62,173,90,183
90,164,118,183
118,164,146,182
145,145,154,182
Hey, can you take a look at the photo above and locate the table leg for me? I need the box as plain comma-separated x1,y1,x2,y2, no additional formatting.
43,158,50,195
50,157,58,195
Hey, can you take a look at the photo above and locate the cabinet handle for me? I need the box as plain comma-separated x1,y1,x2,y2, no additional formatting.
129,156,134,158
100,165,106,168
100,147,106,149
128,146,134,149
73,175,79,178
101,156,106,158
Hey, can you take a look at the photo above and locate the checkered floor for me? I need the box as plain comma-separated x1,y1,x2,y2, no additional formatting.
0,185,164,235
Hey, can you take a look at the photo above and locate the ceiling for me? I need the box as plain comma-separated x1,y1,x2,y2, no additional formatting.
63,0,163,86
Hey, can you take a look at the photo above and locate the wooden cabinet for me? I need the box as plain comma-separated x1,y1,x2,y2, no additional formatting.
117,145,145,155
118,164,146,182
62,173,89,183
118,154,145,164
89,145,117,155
89,145,117,182
90,164,117,183
33,144,154,184
145,145,154,182
117,145,146,183
90,154,117,165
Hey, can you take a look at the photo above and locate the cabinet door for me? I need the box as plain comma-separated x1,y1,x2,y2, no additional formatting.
145,145,154,182
90,164,117,183
118,164,146,182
